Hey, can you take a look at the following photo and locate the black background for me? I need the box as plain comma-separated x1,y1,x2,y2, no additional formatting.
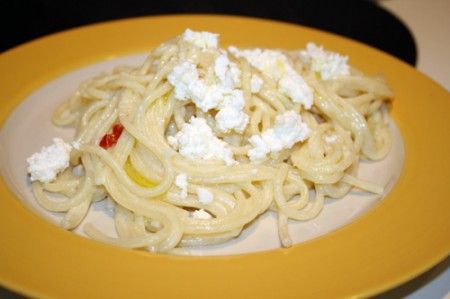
1,0,416,65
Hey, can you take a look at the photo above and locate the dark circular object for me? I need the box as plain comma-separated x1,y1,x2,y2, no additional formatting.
1,0,416,65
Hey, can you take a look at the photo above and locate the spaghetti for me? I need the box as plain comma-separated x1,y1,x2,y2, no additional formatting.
28,29,393,253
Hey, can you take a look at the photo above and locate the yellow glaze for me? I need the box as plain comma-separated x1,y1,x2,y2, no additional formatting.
0,15,449,299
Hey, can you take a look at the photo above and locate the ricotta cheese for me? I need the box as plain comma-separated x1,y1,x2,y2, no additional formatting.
228,46,313,109
215,89,248,133
171,116,236,166
175,173,188,199
168,54,249,134
167,61,223,112
26,138,73,183
167,61,199,102
182,29,219,50
191,209,213,219
214,53,241,89
248,111,310,162
299,42,350,80
197,187,214,204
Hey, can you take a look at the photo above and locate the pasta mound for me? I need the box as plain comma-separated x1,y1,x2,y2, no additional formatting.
29,29,393,254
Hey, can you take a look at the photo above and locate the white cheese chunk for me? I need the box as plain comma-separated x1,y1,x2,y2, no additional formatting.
168,57,248,133
167,61,199,102
190,81,225,112
214,53,241,89
191,209,213,219
299,42,350,80
215,105,249,134
229,47,283,79
248,111,309,162
228,46,313,109
175,173,188,199
247,135,270,161
278,73,313,109
168,61,223,112
182,29,218,50
197,187,214,204
26,138,72,183
215,89,248,133
172,116,236,166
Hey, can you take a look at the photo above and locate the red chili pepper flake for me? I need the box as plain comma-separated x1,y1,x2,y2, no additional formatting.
112,123,124,136
99,123,124,149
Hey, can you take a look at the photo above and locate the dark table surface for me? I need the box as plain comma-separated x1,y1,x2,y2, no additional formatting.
1,0,416,64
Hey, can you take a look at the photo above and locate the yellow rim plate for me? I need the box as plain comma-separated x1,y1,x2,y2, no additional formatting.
0,15,449,298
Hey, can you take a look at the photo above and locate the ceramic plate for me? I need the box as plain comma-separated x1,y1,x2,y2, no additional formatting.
0,15,449,298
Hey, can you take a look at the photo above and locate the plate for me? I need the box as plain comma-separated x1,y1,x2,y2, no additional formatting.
0,14,449,298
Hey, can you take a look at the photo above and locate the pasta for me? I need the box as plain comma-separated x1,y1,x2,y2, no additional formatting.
27,29,393,254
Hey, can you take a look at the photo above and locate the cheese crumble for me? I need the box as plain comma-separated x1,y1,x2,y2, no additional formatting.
175,173,188,198
168,54,249,134
191,209,213,219
182,28,219,50
170,117,236,166
299,42,350,80
26,138,73,183
228,46,313,109
197,187,214,204
248,111,310,162
214,53,241,89
168,30,324,166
